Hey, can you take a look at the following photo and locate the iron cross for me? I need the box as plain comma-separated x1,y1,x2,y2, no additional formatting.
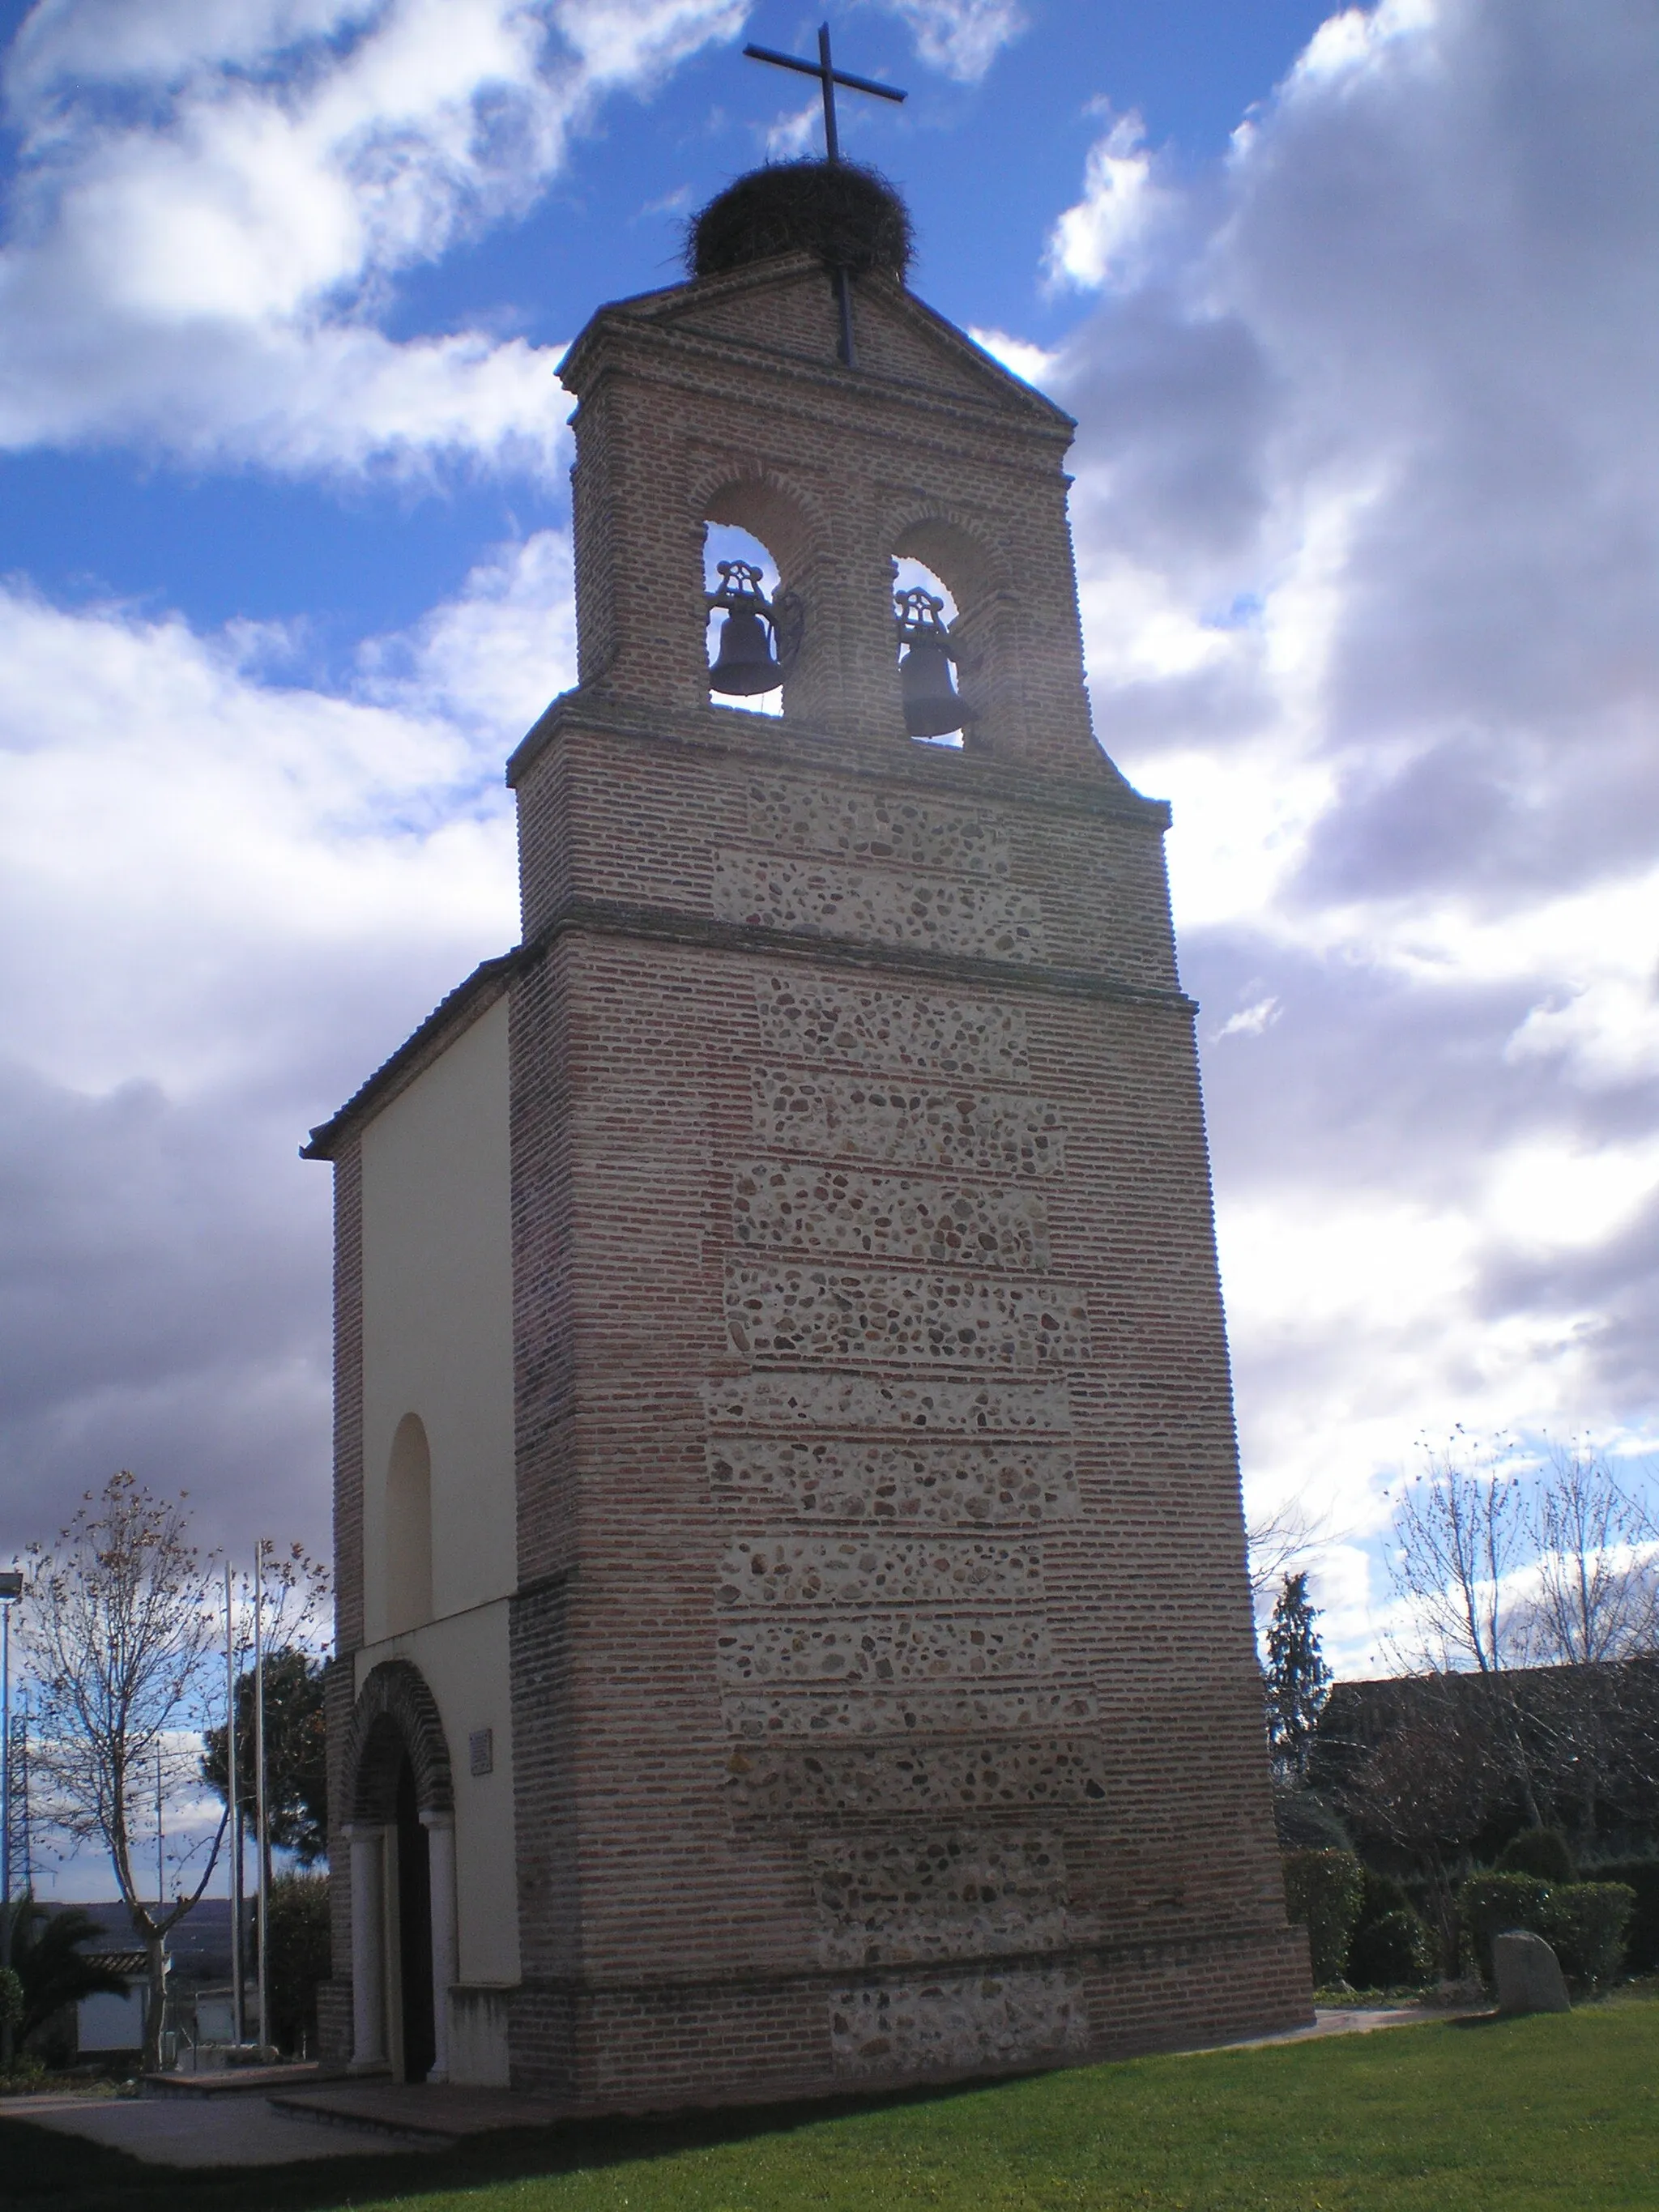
743,22,906,165
743,23,907,368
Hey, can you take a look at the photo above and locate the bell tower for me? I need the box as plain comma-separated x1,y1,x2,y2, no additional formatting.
313,158,1312,2116
496,162,1311,2105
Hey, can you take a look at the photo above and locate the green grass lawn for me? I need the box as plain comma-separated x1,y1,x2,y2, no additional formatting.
6,1998,1657,2212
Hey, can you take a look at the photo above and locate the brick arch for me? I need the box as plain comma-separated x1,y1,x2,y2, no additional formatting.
343,1658,454,1823
697,460,825,583
889,505,1012,616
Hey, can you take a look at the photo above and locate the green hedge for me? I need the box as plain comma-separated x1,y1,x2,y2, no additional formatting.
1347,1908,1437,1989
1460,1873,1552,1984
1584,1860,1659,1973
1283,1849,1364,1985
1496,1828,1575,1883
1537,1884,1636,1985
1459,1872,1636,1987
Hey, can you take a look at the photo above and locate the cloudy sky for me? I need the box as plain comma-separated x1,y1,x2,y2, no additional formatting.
2,0,1656,1690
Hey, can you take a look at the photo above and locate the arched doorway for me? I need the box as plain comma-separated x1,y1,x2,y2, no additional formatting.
342,1660,456,2083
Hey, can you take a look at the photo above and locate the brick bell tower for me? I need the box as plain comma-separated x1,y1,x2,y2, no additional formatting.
312,160,1311,2114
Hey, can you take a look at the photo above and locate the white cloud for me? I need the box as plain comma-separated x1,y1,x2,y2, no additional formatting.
0,534,574,1557
872,0,1026,84
0,0,746,474
1045,110,1168,292
763,97,821,160
1049,0,1659,1668
967,325,1059,390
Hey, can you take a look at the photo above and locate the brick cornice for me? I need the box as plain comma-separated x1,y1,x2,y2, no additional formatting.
301,953,516,1161
519,896,1198,1016
560,257,1076,439
301,894,1195,1160
505,690,1170,829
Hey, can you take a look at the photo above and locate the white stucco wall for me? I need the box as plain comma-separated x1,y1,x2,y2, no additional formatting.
356,1598,521,1988
360,993,515,1634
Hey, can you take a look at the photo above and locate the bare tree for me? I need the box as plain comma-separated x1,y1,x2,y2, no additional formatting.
1523,1443,1657,1666
1333,1690,1496,1971
1384,1434,1546,1823
1382,1434,1659,1841
21,1473,228,2071
1247,1495,1329,1614
1385,1433,1531,1675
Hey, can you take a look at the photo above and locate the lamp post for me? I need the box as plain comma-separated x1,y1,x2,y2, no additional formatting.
1,1569,23,1922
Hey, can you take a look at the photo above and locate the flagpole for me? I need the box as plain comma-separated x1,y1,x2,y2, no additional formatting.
225,1561,244,2047
254,1544,270,2052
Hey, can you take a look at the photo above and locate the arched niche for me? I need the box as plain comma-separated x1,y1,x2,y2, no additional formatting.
891,511,1017,756
385,1412,433,1637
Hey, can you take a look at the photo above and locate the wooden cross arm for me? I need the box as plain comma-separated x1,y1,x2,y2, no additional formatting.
742,43,906,102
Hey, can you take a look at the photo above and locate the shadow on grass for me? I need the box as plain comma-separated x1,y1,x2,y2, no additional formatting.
0,2072,1030,2212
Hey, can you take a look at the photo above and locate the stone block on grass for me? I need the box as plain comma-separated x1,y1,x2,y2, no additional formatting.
1494,1930,1571,2015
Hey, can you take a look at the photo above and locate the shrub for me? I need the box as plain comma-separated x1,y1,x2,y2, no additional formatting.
1347,1908,1437,1989
1283,1849,1365,1984
1358,1869,1413,1924
266,1873,331,2056
1497,1828,1576,1883
1459,1873,1551,1984
1537,1884,1636,1986
1272,1790,1352,1854
1583,1860,1659,1973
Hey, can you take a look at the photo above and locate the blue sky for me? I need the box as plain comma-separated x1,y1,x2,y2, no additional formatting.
3,0,1659,1781
1,2,1333,650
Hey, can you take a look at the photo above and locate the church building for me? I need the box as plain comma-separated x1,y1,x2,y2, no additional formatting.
304,156,1311,2109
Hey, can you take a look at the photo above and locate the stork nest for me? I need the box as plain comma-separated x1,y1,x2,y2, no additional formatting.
687,160,913,281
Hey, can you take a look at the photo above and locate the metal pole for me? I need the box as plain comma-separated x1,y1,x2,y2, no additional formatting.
156,1741,164,1910
254,1545,270,2052
225,1562,243,2045
1,1573,25,1924
2,1593,11,1918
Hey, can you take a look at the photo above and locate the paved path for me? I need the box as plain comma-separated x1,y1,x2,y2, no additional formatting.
0,2090,429,2167
271,2079,564,2138
1218,2003,1478,2051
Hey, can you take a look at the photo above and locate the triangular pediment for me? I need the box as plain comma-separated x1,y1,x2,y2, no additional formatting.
578,254,1071,428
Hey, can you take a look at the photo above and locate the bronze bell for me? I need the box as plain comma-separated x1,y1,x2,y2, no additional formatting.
895,586,962,737
708,559,782,695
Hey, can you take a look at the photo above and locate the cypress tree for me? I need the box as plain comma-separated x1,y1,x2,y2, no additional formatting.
1265,1571,1333,1784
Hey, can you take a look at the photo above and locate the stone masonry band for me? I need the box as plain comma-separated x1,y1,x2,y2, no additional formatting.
710,965,1096,2019
752,973,1032,1078
743,778,1014,879
751,1069,1065,1177
706,1434,1081,1524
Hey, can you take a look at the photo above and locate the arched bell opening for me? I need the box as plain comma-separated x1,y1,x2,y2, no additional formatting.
891,556,963,748
703,522,786,717
891,515,1011,756
701,470,825,721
